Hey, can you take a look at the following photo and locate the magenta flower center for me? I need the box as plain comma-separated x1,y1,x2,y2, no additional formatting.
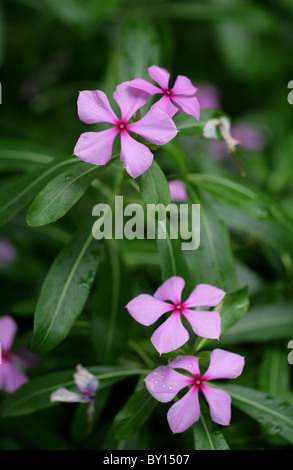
164,89,173,97
117,121,128,132
2,349,11,362
173,302,186,314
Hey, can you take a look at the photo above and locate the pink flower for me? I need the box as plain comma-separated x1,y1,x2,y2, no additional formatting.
126,276,225,354
0,316,35,393
74,81,177,179
168,181,187,201
145,349,245,433
196,84,221,110
129,65,200,120
0,238,17,265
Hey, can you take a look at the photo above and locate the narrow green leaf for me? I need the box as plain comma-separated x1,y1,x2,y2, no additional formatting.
26,159,114,227
0,139,56,171
195,287,250,352
0,157,77,228
219,302,293,346
259,347,292,403
0,367,149,418
113,385,157,439
156,218,191,282
31,224,102,353
193,412,229,450
187,184,238,292
221,384,293,444
118,18,160,82
140,160,171,206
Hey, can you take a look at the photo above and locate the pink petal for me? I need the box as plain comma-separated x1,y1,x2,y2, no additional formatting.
74,128,118,166
182,308,221,340
201,349,245,381
171,95,200,121
196,85,221,110
113,82,149,123
151,312,189,354
128,77,162,96
126,294,173,326
184,284,226,308
151,95,178,117
171,75,198,96
12,350,37,368
0,316,17,351
145,366,192,403
148,65,170,90
200,384,231,426
0,239,17,265
153,276,185,304
77,90,118,125
0,362,28,393
168,181,187,202
167,386,200,433
168,355,200,377
127,108,178,145
120,131,154,178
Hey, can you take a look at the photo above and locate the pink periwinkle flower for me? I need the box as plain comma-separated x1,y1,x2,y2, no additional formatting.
0,238,17,265
145,349,245,433
129,65,200,120
126,276,225,354
168,181,187,202
196,84,221,110
0,316,35,393
74,81,177,179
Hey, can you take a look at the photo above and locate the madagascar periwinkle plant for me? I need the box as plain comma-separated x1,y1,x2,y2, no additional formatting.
0,4,293,452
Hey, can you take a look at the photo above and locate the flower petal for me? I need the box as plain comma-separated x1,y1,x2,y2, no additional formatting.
113,82,149,122
184,284,226,308
168,355,201,378
171,75,198,96
168,181,187,202
120,131,153,178
167,386,200,433
151,312,189,354
201,349,245,381
77,90,118,125
145,366,192,403
200,384,231,426
148,65,170,90
128,77,162,96
126,294,173,326
182,309,221,340
151,95,179,117
153,276,185,304
0,315,17,351
50,388,90,403
0,362,28,393
127,107,177,145
171,95,200,121
74,128,118,166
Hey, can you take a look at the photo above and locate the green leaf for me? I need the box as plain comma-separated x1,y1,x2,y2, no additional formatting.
186,184,238,292
259,347,292,403
113,385,157,439
220,384,293,444
156,218,191,283
193,413,229,450
139,160,171,206
0,367,149,418
194,287,250,352
26,159,114,227
0,139,56,171
0,157,77,228
174,108,226,137
118,18,160,82
31,224,102,353
219,302,293,346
